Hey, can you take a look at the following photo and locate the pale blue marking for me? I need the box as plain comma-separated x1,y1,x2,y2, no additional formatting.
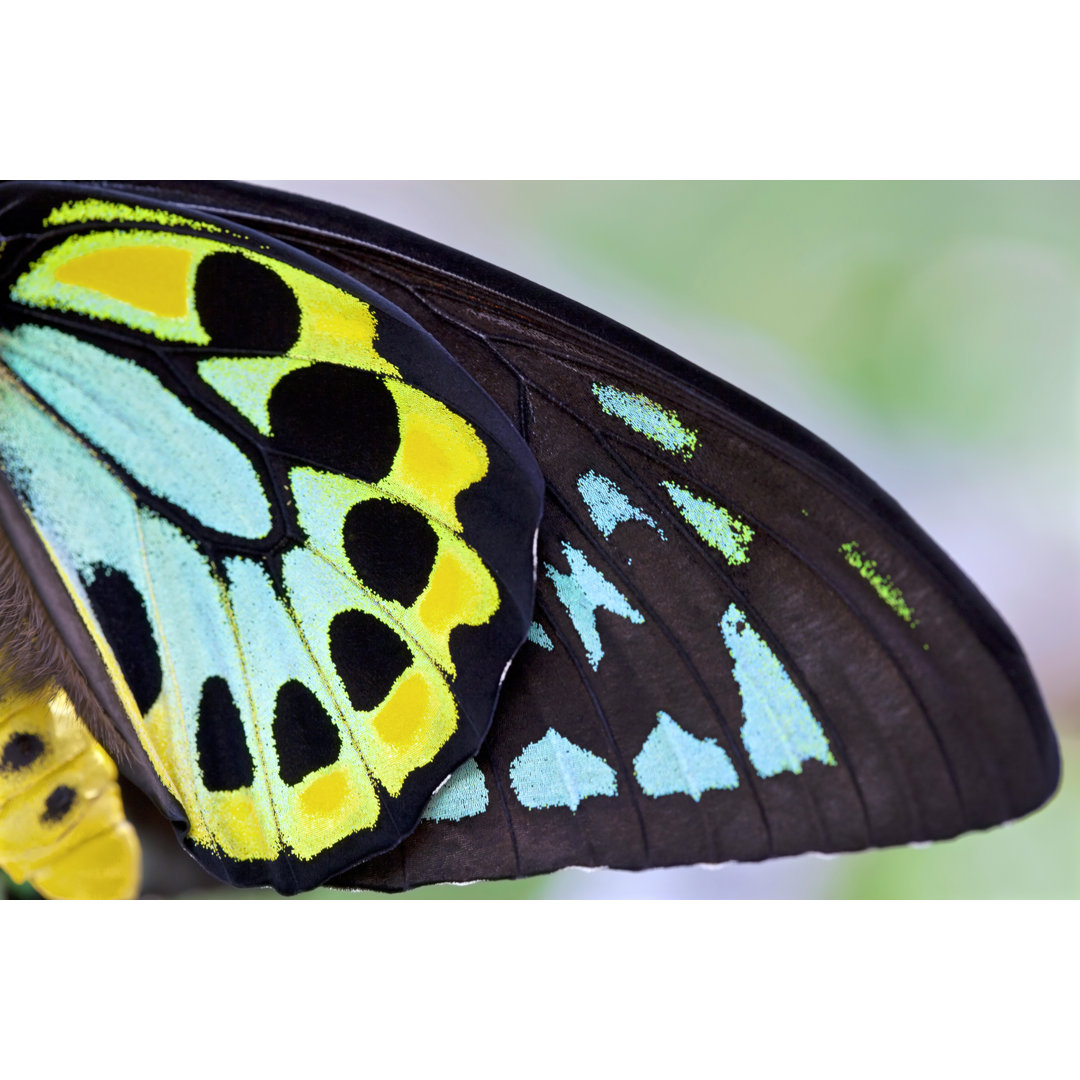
421,758,488,822
633,711,739,800
527,621,553,650
719,604,835,777
577,470,663,540
1,324,271,538
544,542,644,670
662,481,753,565
509,728,617,811
223,554,351,771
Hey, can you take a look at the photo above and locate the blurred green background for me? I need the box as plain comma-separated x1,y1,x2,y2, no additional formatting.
6,182,1074,900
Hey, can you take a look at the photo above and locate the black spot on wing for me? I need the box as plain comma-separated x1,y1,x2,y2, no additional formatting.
343,499,439,608
329,610,412,712
41,785,76,823
0,732,45,771
273,680,342,785
196,676,255,792
268,366,398,481
83,565,161,715
194,251,301,353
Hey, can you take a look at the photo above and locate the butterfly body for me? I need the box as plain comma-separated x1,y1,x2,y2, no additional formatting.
0,682,139,900
0,181,1058,896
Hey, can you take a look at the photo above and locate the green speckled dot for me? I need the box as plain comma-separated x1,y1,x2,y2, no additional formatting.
839,540,919,626
662,481,753,565
592,383,698,458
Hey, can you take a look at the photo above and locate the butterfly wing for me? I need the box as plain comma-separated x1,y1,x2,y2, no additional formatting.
0,181,1059,894
95,182,1059,892
0,183,543,893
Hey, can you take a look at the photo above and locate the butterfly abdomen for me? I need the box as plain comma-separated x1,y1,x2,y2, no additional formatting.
0,530,141,898
0,686,140,900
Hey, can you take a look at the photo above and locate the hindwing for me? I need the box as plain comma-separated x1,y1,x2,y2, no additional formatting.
0,184,542,892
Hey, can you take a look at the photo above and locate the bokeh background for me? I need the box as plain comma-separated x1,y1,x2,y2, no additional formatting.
6,182,1075,899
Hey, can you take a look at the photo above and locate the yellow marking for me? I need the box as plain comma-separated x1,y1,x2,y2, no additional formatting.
373,671,431,747
418,541,499,644
199,787,279,857
280,745,380,860
54,244,193,317
44,198,225,233
0,690,140,900
284,272,391,373
385,380,488,531
361,666,458,796
297,766,349,819
13,225,403,372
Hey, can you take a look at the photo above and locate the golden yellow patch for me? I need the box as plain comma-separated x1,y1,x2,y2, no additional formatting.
54,244,192,317
361,666,459,797
373,671,431,747
418,544,494,641
386,380,488,530
282,752,380,861
199,787,280,858
297,766,349,820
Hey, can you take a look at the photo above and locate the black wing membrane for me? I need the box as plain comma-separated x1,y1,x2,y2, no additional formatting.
83,183,1061,890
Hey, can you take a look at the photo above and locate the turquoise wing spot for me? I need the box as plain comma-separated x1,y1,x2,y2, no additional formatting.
719,604,835,777
421,758,488,822
527,621,553,651
591,382,698,459
220,554,356,761
544,542,644,670
633,711,739,800
1,325,272,539
577,470,664,540
662,481,753,566
509,728,617,811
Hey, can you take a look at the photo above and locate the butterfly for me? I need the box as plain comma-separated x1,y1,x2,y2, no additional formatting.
0,181,1058,898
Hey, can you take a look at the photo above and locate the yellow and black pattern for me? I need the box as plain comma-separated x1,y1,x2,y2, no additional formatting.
0,185,543,891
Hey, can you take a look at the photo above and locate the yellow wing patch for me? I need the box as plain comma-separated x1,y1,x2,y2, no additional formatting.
12,227,399,377
54,243,194,319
